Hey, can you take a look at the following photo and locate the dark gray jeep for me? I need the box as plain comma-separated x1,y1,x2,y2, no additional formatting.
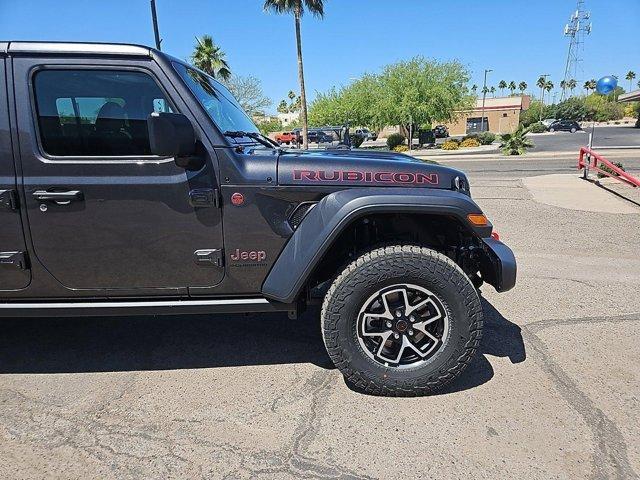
0,42,516,395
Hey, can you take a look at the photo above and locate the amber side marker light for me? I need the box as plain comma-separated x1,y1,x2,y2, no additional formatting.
467,213,489,226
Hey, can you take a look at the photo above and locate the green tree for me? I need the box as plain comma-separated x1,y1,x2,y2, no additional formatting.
191,35,231,80
309,57,473,150
545,81,554,94
555,96,587,121
626,71,636,91
222,75,271,117
256,117,284,135
498,80,507,96
508,81,517,95
518,81,527,94
471,84,478,94
277,99,289,113
263,0,325,150
567,79,577,95
481,85,489,95
490,86,496,97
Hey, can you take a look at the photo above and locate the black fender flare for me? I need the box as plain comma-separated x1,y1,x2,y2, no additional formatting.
261,188,492,303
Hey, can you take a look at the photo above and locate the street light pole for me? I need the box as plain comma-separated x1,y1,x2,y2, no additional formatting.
539,74,549,122
480,69,492,133
150,0,162,50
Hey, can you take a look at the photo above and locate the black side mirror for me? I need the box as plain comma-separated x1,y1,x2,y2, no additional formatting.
148,112,203,169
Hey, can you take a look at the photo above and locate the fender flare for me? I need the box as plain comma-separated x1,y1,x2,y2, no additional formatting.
261,188,491,303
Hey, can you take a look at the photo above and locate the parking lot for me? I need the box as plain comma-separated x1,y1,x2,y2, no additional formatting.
1,149,639,478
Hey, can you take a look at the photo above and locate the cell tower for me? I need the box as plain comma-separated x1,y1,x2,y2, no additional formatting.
561,0,592,100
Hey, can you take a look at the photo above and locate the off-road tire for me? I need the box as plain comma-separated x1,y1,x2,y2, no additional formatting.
321,245,483,396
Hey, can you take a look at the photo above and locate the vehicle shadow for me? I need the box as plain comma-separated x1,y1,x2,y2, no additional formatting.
0,298,524,396
0,308,334,374
434,298,526,395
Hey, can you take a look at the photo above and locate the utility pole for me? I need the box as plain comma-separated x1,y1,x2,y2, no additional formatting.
561,0,591,101
480,69,492,133
539,74,549,122
150,0,162,50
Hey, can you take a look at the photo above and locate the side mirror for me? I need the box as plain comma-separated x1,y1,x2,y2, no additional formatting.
147,111,197,158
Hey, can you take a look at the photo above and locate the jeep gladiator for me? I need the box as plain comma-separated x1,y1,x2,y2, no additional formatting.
0,42,516,395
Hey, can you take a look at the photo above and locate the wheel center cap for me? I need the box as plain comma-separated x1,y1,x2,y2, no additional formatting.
396,319,408,332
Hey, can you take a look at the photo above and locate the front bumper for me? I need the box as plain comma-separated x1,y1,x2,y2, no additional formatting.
478,237,517,292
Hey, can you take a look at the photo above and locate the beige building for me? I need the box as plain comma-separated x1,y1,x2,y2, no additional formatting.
443,95,531,135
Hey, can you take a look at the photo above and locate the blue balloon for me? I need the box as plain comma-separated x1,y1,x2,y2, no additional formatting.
596,76,618,95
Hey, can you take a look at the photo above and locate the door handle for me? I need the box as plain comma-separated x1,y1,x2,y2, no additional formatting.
33,190,83,203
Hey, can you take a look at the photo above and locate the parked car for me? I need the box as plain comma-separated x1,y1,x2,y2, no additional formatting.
292,128,332,144
274,131,295,145
433,125,449,138
0,41,516,396
355,128,377,141
548,120,581,133
541,118,558,128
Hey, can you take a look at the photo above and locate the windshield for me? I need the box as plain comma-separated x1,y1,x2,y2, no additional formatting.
172,62,259,136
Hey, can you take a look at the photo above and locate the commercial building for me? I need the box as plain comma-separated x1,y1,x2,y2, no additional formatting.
442,95,531,136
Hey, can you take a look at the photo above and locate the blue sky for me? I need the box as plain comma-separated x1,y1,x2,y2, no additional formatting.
1,0,638,113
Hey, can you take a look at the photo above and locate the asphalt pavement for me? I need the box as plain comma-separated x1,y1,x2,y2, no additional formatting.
1,144,639,478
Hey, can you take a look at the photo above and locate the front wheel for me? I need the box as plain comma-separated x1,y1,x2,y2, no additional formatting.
321,245,483,396
570,127,577,133
549,127,555,132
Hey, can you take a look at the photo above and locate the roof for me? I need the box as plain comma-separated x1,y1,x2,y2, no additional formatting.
0,41,152,57
618,89,640,103
471,95,527,111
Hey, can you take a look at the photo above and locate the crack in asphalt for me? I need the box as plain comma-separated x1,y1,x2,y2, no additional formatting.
521,313,640,480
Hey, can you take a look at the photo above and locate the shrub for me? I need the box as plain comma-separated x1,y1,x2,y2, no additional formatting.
460,138,481,148
392,145,409,152
597,161,625,179
386,133,406,149
478,132,496,145
528,122,548,133
441,140,460,150
500,125,534,155
461,133,479,142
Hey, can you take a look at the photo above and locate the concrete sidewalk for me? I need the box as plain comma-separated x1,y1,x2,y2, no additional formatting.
522,174,640,214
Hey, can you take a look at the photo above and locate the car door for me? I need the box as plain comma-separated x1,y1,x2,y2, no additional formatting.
13,57,224,295
0,55,31,292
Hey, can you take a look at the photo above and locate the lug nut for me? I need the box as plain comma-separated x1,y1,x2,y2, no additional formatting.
395,311,402,318
393,333,400,339
386,321,393,328
408,329,414,335
409,315,415,322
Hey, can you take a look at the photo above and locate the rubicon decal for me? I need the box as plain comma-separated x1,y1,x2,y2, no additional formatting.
293,169,439,185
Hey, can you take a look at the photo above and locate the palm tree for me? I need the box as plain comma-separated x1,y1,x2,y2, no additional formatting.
637,79,640,89
500,125,534,156
490,86,496,97
583,80,591,94
537,76,549,121
544,80,553,94
560,80,567,93
498,80,507,96
191,35,231,80
508,81,517,96
626,71,636,91
264,0,325,150
481,86,490,95
567,79,577,95
518,81,527,95
471,84,478,94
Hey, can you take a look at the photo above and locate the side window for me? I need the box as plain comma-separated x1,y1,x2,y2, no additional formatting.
33,69,173,157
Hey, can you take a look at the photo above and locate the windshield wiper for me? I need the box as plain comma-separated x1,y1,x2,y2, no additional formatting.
223,130,280,149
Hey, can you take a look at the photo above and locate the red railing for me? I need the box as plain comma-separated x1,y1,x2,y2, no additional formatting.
578,147,640,188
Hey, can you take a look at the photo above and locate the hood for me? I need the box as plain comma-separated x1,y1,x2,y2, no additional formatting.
277,149,467,191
